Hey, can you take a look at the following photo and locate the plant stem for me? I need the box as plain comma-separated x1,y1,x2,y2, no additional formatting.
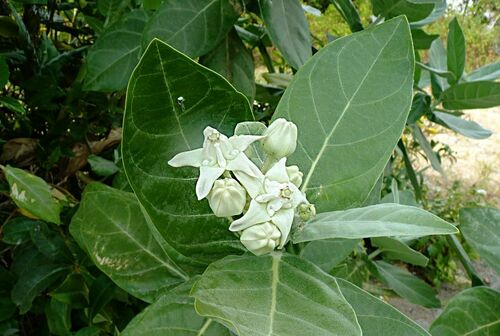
258,43,275,73
447,234,484,286
368,249,383,259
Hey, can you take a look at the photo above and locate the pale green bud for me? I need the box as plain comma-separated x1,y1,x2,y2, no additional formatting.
207,178,246,217
286,165,303,187
262,118,297,159
240,222,281,256
298,203,316,221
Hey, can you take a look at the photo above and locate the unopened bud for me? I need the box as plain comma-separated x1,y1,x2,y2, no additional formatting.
262,118,297,159
286,165,303,187
298,203,316,221
207,178,246,217
240,222,281,256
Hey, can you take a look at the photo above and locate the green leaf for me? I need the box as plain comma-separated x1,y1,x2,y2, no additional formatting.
447,17,465,84
336,278,430,335
433,111,492,139
87,154,119,176
1,217,38,245
70,183,188,302
373,261,440,308
122,39,251,268
430,287,500,336
143,0,239,58
50,273,89,308
258,0,311,69
3,166,61,224
0,56,9,87
45,299,71,336
372,237,428,266
411,0,445,27
11,263,69,314
0,96,26,116
84,10,149,92
459,207,500,275
122,280,230,335
234,121,267,166
273,17,414,211
411,29,438,49
372,0,436,22
300,239,359,272
410,124,445,176
442,81,500,109
97,0,123,18
380,189,419,206
407,92,431,123
429,38,448,96
200,29,255,102
192,253,362,336
331,0,363,32
75,327,101,336
464,61,500,82
293,203,458,243
88,275,115,320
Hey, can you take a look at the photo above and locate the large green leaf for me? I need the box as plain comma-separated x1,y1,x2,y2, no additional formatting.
430,287,500,336
372,0,436,22
433,111,492,140
122,39,251,268
411,29,438,50
192,253,362,336
273,17,414,211
464,61,500,82
142,0,239,58
200,29,255,102
459,207,500,275
372,261,440,308
122,281,229,336
372,237,428,266
447,17,465,84
336,278,430,335
70,183,188,302
258,0,311,69
293,203,458,243
83,10,148,92
300,239,359,272
3,165,61,225
442,81,500,109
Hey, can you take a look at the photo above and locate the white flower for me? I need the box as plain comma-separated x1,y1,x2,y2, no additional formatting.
240,222,281,256
262,118,297,159
207,178,247,217
286,165,303,187
168,126,263,200
229,158,308,248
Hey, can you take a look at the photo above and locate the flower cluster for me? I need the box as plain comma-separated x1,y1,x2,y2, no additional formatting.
168,119,315,255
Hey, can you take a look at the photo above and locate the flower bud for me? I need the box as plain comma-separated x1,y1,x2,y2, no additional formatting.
286,165,303,187
240,222,281,256
262,118,297,159
207,178,246,217
297,203,316,221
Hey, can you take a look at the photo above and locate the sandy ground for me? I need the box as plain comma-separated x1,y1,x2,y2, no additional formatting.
421,107,500,206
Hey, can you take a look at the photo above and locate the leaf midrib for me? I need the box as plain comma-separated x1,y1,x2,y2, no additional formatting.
300,20,402,192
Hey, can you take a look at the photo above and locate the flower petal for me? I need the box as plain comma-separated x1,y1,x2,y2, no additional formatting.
271,209,294,248
233,171,264,199
226,153,262,177
195,166,224,200
229,135,265,152
229,200,271,232
168,148,203,167
265,158,289,183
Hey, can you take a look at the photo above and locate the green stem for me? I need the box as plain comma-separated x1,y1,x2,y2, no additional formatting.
258,43,275,73
368,249,383,260
397,139,422,201
447,234,484,286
